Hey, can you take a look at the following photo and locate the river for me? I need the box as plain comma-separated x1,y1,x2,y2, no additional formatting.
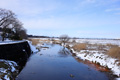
16,43,112,80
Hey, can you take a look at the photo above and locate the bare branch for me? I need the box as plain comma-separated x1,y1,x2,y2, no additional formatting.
59,34,70,45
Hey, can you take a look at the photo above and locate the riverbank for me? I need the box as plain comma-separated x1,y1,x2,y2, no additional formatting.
70,48,120,78
0,40,38,80
0,59,18,80
65,43,120,80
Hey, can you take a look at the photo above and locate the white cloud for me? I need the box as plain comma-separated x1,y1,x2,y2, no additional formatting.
0,0,58,16
114,13,120,15
105,8,120,12
0,0,120,38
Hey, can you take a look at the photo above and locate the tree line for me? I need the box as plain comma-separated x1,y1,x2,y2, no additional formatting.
0,8,27,41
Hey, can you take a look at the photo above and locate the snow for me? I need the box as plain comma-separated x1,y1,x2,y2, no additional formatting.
67,39,120,79
0,59,18,72
0,68,7,73
0,40,38,79
71,48,120,78
0,59,18,80
75,39,120,46
8,62,16,72
27,40,38,53
0,40,38,53
0,40,26,45
116,78,120,80
4,75,10,80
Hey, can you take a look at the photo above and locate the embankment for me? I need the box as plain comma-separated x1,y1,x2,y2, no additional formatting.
0,41,31,65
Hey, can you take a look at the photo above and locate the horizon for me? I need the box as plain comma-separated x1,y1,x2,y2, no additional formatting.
0,0,120,38
28,34,120,39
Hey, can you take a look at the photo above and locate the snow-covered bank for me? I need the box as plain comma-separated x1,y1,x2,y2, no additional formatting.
27,40,38,53
70,48,120,79
64,39,120,79
0,59,18,80
0,40,26,45
0,40,38,79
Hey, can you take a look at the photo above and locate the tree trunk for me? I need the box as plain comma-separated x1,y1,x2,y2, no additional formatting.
2,36,5,41
1,31,6,41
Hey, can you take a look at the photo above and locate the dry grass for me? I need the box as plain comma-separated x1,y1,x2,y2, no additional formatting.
28,39,40,45
108,46,120,59
72,43,87,52
106,44,118,48
39,39,50,42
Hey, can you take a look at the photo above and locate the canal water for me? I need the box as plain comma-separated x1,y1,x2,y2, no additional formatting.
16,44,110,80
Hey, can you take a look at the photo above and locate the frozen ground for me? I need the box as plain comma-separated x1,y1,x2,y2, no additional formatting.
27,40,38,53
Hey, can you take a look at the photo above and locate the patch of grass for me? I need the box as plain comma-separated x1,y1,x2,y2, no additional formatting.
108,46,120,59
72,43,86,52
28,39,40,45
90,44,106,50
106,44,118,48
0,62,9,69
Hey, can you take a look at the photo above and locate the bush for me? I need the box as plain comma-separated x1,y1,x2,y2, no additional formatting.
10,35,22,40
72,43,86,52
108,47,120,59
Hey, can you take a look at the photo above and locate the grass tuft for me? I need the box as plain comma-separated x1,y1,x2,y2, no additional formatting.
108,46,120,59
72,43,86,52
28,39,40,45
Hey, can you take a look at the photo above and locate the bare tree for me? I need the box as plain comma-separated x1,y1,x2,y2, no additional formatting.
0,8,27,41
10,19,27,40
0,8,16,41
19,29,27,39
0,8,16,27
59,34,70,46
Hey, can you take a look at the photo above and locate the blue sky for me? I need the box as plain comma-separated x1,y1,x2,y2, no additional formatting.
0,0,120,38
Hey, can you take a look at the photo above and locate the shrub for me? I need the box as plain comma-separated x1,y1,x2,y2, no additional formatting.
72,43,86,52
108,47,120,59
72,39,76,43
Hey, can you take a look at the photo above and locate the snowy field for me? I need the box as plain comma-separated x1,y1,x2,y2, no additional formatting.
75,39,120,46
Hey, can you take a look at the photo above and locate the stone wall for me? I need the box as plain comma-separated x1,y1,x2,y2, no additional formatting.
0,41,31,65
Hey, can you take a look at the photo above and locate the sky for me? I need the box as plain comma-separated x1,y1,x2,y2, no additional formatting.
0,0,120,38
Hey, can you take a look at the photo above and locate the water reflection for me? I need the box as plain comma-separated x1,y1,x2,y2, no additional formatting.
13,52,32,73
58,47,71,57
16,44,113,80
